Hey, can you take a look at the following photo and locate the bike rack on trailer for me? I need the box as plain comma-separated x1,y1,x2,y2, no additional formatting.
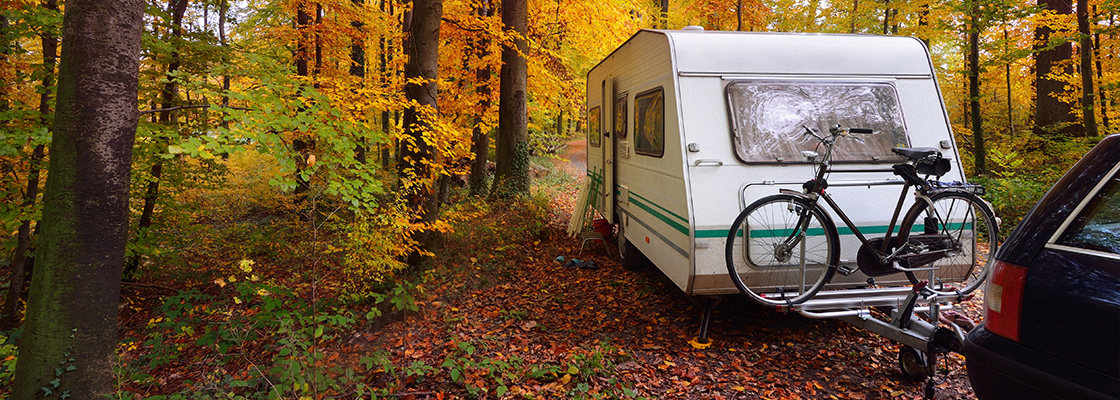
693,284,974,399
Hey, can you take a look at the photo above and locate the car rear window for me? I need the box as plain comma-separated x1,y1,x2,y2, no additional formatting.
1056,167,1120,254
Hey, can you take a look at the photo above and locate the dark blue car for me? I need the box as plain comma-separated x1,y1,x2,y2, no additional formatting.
964,134,1120,400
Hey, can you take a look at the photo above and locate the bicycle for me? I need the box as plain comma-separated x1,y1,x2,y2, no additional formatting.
725,125,999,306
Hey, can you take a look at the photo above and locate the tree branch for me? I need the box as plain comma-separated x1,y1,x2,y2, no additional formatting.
139,104,252,115
121,281,181,293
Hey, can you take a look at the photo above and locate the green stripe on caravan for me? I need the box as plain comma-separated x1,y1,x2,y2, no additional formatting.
627,195,689,235
697,222,973,239
626,190,688,224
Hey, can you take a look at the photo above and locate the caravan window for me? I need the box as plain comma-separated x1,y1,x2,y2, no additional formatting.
615,93,628,139
634,87,665,157
726,81,909,164
588,106,601,147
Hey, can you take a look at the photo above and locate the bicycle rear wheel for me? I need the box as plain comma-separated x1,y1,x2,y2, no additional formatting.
726,194,839,306
898,190,998,296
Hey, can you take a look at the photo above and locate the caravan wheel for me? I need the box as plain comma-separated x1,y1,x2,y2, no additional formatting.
618,227,650,271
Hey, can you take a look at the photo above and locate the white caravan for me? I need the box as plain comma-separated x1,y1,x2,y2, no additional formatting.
584,28,966,296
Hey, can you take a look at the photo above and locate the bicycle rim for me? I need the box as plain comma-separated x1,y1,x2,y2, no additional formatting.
726,195,837,305
900,192,998,296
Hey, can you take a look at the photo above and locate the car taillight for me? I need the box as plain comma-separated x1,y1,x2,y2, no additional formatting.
985,259,1028,342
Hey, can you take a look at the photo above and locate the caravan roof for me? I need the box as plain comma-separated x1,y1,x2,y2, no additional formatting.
596,29,935,78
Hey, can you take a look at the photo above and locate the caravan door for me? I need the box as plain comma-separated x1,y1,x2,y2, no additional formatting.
599,78,616,222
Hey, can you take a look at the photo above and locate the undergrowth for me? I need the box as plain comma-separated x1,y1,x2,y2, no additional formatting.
102,155,641,399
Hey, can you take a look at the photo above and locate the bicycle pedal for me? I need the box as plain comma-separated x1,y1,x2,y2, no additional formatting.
836,265,857,276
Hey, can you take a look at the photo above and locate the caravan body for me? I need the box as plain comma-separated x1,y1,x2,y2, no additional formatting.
585,29,964,295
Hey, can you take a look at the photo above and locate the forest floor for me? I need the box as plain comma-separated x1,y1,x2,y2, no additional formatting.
334,142,981,399
75,140,984,399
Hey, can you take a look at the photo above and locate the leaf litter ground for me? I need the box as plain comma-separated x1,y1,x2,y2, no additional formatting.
343,146,980,399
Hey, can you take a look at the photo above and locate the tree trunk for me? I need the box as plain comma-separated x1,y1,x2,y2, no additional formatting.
397,0,442,265
468,0,492,196
918,1,931,47
849,0,859,33
293,1,314,201
882,0,890,34
493,0,529,198
736,0,743,31
1034,0,1077,137
969,7,986,175
1006,27,1015,136
220,0,230,122
126,0,189,279
0,13,9,112
10,0,143,396
380,0,392,169
351,0,367,163
0,0,57,331
660,0,668,29
1094,11,1110,130
1077,0,1099,137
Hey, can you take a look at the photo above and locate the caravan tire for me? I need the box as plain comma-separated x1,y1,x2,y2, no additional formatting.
619,232,650,271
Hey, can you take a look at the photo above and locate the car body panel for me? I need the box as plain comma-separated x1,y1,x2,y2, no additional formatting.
965,328,1117,400
1019,249,1120,378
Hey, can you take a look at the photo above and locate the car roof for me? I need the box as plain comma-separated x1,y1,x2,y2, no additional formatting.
997,134,1120,266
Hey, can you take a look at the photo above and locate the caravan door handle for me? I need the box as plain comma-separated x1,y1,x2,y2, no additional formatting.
605,159,613,164
693,159,724,166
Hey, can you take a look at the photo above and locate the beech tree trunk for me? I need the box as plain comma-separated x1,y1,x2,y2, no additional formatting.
492,0,529,198
660,0,668,29
380,0,393,169
398,0,443,265
293,1,314,200
850,0,859,33
468,0,493,196
351,0,367,163
1034,0,1077,137
1077,0,1099,137
0,0,57,330
1094,13,1110,130
736,0,743,31
968,7,986,175
10,0,143,396
0,14,8,112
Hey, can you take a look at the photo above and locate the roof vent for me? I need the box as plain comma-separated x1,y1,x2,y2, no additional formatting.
681,25,704,31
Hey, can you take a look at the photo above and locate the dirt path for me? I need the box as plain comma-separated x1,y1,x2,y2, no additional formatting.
557,139,587,176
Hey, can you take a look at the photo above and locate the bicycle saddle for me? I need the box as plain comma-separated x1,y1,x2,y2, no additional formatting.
891,147,941,160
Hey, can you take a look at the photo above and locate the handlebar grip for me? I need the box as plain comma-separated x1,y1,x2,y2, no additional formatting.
849,128,873,134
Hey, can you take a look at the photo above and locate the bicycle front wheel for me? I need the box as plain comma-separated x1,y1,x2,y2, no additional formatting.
898,191,998,296
726,194,839,306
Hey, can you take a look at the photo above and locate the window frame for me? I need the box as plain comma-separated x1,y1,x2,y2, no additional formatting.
633,87,665,158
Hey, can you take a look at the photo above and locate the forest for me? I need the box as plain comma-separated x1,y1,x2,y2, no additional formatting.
0,0,1115,397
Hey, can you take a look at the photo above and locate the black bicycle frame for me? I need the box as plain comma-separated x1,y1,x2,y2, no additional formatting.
798,162,927,261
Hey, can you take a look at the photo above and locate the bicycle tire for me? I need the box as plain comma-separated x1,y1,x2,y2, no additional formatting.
726,194,839,306
898,190,998,296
